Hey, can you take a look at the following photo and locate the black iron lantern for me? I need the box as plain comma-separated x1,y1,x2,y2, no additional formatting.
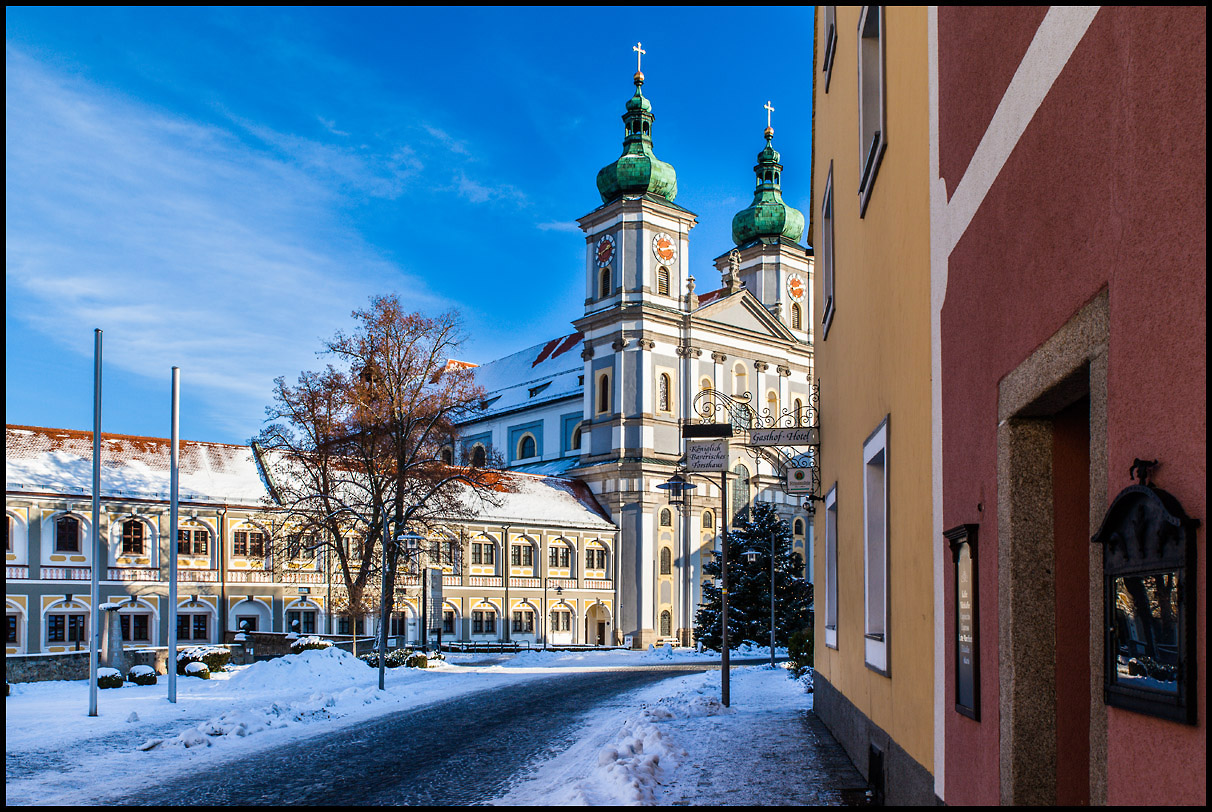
657,472,697,507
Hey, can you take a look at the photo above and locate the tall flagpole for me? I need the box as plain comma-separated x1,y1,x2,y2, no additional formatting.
88,329,102,717
168,367,180,703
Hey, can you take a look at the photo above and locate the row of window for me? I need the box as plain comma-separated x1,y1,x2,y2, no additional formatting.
819,6,887,339
591,370,811,418
596,266,675,299
12,611,213,646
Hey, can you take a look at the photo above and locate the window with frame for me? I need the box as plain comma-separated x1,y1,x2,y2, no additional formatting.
7,614,18,645
791,302,803,331
586,546,607,570
599,267,611,298
121,520,145,555
658,373,672,412
120,613,151,642
657,266,671,296
287,609,317,635
551,609,571,632
863,417,889,672
660,610,672,637
571,425,582,451
233,530,266,558
472,609,497,634
518,434,537,459
443,611,456,635
178,527,209,556
178,613,211,641
471,444,487,468
825,485,839,649
659,508,672,527
55,515,80,553
48,613,86,643
660,547,672,575
549,545,571,568
733,364,748,398
822,6,838,91
236,615,259,632
702,510,714,529
822,165,836,337
512,610,534,633
511,544,533,567
858,6,887,216
597,373,611,414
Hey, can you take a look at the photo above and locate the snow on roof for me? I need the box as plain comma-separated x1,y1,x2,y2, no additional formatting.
5,425,269,506
462,470,614,529
695,287,727,307
464,331,584,421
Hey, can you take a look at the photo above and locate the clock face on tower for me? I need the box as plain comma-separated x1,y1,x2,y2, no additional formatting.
651,232,677,264
596,234,615,267
787,272,807,303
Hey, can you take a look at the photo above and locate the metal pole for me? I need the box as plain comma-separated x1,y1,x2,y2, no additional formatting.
378,518,390,691
771,526,776,669
88,329,102,717
720,470,730,707
168,367,180,703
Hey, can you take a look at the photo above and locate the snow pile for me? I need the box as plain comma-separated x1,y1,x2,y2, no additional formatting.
226,646,368,691
129,665,156,678
581,719,679,805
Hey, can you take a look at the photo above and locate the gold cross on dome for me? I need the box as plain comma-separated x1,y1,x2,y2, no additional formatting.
764,100,776,129
633,42,646,72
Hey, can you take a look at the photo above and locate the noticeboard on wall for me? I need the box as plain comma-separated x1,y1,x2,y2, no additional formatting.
945,524,980,720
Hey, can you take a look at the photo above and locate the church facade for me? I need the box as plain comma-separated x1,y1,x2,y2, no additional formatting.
455,65,816,648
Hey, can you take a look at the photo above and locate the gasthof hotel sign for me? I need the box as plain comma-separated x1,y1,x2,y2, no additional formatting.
748,427,819,446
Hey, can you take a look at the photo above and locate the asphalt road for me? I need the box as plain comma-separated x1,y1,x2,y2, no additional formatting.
118,664,715,806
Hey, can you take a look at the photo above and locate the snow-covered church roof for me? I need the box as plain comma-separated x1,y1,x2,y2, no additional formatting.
460,332,584,421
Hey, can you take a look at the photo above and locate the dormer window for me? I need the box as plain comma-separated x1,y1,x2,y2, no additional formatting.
528,382,551,399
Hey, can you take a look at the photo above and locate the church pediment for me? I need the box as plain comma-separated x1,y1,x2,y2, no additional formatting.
693,289,796,342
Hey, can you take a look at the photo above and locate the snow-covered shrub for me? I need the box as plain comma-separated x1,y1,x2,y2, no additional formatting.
184,661,211,679
127,665,158,686
97,667,123,689
406,652,430,669
177,645,230,674
361,649,416,668
289,636,333,653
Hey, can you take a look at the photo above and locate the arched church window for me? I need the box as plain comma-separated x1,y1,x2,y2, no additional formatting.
471,444,486,468
600,268,611,298
518,434,537,460
731,463,751,521
657,266,670,296
791,303,802,330
793,397,804,426
660,547,672,575
659,508,672,527
597,374,611,414
440,447,453,465
701,377,712,396
734,364,748,398
660,610,672,637
767,391,779,417
658,373,671,412
571,425,582,450
702,510,714,529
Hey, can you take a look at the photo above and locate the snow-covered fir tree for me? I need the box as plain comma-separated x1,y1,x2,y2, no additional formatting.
694,502,814,651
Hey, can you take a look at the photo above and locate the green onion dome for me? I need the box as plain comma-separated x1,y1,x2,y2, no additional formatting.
731,127,804,246
596,72,678,204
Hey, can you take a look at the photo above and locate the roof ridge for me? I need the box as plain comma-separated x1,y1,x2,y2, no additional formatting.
6,424,250,450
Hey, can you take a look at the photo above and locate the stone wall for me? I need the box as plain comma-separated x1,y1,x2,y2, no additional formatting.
6,651,92,683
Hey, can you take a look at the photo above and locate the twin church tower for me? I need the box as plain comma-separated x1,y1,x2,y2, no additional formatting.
458,48,816,647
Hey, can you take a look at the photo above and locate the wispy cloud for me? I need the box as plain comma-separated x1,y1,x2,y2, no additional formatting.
536,221,581,233
423,124,472,157
452,170,527,205
5,46,444,439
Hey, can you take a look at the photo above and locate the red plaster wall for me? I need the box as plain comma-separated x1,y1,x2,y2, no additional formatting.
937,6,1047,200
940,6,1206,806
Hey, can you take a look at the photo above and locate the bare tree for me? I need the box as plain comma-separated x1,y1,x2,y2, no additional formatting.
255,295,501,649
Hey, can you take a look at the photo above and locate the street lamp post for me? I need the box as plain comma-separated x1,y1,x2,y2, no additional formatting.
543,580,564,650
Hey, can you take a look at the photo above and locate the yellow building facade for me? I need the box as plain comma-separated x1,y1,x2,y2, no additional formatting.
811,6,936,804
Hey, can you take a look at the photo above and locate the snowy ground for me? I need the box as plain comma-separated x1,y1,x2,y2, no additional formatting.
5,644,788,806
496,663,817,805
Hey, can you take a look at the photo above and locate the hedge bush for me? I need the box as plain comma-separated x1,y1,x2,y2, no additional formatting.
360,648,414,669
787,627,814,677
184,661,211,679
127,665,158,686
289,636,334,654
177,645,231,675
97,667,123,689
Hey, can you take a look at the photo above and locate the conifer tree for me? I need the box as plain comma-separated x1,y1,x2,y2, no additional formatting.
694,502,814,651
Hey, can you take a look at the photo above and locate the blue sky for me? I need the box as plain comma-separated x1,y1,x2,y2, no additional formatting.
6,7,815,445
